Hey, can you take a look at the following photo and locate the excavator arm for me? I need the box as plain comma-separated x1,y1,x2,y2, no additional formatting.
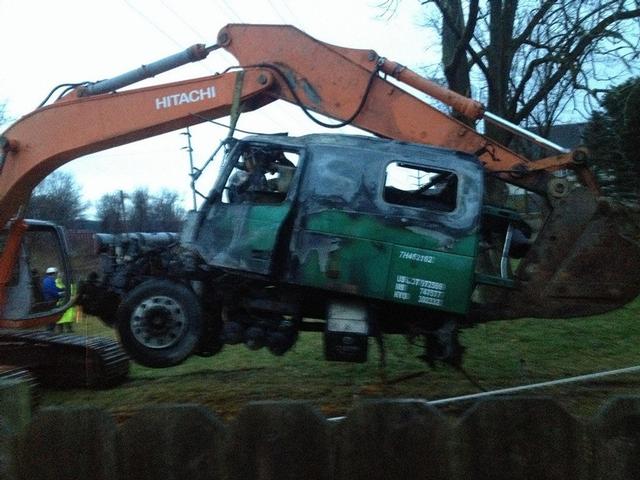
0,24,582,227
1,24,638,323
216,24,578,196
0,70,275,229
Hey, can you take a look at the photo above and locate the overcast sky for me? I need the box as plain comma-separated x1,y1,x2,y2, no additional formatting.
0,0,438,216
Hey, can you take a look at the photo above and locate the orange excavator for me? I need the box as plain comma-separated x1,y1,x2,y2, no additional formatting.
1,24,638,371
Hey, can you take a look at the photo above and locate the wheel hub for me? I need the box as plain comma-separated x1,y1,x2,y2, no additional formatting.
131,295,187,349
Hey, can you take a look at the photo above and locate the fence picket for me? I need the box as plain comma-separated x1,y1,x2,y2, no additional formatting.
3,379,640,480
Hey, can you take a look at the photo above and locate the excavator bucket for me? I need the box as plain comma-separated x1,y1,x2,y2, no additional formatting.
477,188,640,320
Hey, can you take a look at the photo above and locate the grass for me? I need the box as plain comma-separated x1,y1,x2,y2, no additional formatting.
38,296,640,421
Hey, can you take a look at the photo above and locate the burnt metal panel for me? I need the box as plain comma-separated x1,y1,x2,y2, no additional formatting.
189,134,484,311
295,135,484,247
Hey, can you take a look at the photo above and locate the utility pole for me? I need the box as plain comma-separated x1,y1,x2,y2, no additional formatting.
119,189,129,234
182,127,197,211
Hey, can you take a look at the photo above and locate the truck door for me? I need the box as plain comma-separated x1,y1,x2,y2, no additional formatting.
194,142,300,276
381,161,481,315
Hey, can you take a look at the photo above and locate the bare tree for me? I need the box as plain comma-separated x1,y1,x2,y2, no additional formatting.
129,188,151,232
150,189,185,232
382,0,640,146
26,171,87,227
97,192,127,233
97,188,185,233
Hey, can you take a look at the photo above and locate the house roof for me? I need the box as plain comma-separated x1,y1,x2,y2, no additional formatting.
542,122,588,149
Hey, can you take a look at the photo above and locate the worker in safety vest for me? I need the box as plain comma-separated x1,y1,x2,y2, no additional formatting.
55,276,77,333
43,267,64,331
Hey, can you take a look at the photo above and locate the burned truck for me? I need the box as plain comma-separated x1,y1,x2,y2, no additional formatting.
81,133,534,368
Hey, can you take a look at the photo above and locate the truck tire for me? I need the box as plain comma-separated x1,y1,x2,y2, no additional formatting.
116,279,202,368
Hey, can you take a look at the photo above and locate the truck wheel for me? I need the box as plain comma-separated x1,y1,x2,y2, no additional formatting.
116,279,202,368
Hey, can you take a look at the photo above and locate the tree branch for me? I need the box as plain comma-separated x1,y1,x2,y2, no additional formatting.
432,0,491,83
513,0,556,47
516,7,640,122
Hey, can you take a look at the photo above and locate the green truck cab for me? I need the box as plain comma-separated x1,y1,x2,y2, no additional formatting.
195,134,482,311
85,134,520,367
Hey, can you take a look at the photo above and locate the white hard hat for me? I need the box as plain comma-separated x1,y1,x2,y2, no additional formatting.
46,267,58,274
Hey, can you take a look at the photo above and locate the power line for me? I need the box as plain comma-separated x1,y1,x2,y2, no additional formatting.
266,0,289,23
127,1,298,136
157,0,236,73
276,0,305,28
216,0,244,22
159,0,208,42
122,0,184,49
203,0,294,134
122,0,216,75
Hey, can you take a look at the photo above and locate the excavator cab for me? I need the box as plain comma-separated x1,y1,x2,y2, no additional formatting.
0,220,130,388
0,220,73,325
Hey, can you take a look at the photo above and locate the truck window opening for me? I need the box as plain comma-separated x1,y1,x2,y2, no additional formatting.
383,162,458,212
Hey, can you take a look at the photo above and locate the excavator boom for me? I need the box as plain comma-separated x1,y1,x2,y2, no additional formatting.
0,70,275,229
0,23,638,325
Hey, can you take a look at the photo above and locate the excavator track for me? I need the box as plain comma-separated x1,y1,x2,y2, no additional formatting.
0,330,129,388
0,365,39,405
0,365,37,387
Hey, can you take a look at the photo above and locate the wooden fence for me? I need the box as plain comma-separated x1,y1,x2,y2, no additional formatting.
2,380,640,480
